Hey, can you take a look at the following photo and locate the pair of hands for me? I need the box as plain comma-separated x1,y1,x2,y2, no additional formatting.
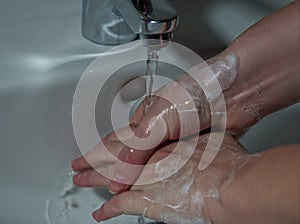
72,132,254,223
101,52,240,194
71,53,256,223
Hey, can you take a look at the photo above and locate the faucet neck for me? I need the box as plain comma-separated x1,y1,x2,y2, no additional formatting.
114,0,178,36
82,0,178,45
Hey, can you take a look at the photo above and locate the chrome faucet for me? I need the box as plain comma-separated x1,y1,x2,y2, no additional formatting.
82,0,179,45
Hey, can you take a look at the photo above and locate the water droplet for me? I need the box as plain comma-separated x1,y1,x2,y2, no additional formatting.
138,216,146,224
68,170,77,176
232,104,238,110
255,89,262,98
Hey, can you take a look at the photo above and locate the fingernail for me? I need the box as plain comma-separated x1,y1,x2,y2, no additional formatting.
71,160,76,169
92,209,102,222
71,159,79,170
109,181,126,194
92,210,98,220
73,174,81,183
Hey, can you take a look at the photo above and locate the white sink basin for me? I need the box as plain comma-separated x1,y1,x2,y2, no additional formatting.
0,0,299,224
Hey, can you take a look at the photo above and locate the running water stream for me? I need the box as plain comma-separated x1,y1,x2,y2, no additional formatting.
145,47,160,111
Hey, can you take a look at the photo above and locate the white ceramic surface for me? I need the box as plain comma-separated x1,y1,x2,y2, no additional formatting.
0,0,299,224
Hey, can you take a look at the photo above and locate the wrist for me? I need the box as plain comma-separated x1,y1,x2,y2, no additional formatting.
206,175,247,224
214,49,262,135
207,167,249,224
206,196,228,224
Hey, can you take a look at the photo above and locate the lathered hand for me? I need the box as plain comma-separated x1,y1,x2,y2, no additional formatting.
72,133,256,224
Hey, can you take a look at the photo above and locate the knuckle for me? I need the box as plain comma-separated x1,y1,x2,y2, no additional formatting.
120,150,136,164
110,196,122,213
111,192,134,214
146,206,160,221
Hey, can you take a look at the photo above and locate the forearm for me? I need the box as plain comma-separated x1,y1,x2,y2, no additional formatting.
212,144,300,224
221,1,300,133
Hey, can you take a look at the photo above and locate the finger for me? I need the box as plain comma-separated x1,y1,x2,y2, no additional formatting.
72,169,110,187
72,124,139,172
109,102,172,193
72,154,92,172
92,191,158,222
129,99,146,126
108,152,150,194
108,140,173,193
109,122,163,193
72,142,118,172
103,125,136,142
130,95,159,127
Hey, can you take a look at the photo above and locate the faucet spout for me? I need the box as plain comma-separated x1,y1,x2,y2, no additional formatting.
113,0,178,38
82,0,178,45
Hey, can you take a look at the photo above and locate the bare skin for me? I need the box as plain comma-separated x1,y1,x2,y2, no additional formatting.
72,1,300,223
72,134,300,223
106,0,300,194
222,0,300,135
213,144,300,224
106,53,240,192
